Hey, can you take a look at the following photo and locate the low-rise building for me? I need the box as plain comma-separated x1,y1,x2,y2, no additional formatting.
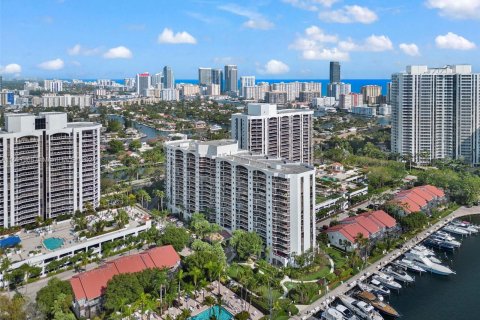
391,185,446,216
70,245,180,318
326,210,397,251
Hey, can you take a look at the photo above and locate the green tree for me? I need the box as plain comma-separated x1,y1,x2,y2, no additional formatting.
107,119,123,133
159,225,190,251
230,230,263,261
0,294,26,320
154,189,165,210
109,139,125,154
36,278,73,319
128,139,142,151
104,274,143,313
115,209,129,228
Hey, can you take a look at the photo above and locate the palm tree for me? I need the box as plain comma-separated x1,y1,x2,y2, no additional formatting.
354,233,369,267
155,189,166,210
135,292,156,320
115,209,129,228
189,267,202,295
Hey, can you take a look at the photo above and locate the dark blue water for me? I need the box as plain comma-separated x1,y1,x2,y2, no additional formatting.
388,215,480,319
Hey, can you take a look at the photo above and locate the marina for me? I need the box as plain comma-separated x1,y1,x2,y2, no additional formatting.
297,206,480,320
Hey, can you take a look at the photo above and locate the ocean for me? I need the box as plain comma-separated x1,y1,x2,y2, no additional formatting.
387,215,480,319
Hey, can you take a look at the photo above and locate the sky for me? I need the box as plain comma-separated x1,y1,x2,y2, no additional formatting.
0,0,479,79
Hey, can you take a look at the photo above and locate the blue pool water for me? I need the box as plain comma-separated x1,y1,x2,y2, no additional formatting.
190,306,233,320
43,237,64,250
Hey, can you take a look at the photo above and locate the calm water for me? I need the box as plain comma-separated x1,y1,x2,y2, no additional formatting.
107,114,169,141
388,215,480,320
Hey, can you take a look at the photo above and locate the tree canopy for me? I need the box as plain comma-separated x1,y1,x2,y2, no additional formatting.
230,230,263,261
35,278,73,319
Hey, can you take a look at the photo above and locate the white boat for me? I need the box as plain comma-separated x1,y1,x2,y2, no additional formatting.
451,221,478,234
409,248,442,264
382,266,415,283
404,252,455,276
339,295,384,320
372,272,402,290
429,235,461,248
443,225,470,236
335,304,360,320
359,280,390,296
393,258,426,273
322,307,347,320
436,230,459,241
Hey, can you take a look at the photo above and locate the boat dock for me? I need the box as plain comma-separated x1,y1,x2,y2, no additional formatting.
294,205,480,319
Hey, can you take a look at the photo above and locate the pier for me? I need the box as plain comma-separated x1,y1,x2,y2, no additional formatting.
294,205,480,319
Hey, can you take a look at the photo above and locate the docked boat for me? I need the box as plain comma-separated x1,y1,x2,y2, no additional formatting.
335,304,360,320
372,272,402,290
429,235,460,248
339,295,384,320
451,221,479,234
359,280,390,296
424,237,457,250
382,266,415,283
322,307,347,320
356,291,400,318
409,248,442,264
404,252,455,276
393,258,426,273
443,225,470,236
436,230,461,242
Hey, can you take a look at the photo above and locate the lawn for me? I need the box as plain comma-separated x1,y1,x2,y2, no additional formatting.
296,266,331,281
324,246,347,269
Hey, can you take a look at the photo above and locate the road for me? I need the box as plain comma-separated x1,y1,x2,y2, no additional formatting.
295,205,480,319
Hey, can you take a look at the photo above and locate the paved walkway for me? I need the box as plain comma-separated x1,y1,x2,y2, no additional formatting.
294,205,480,319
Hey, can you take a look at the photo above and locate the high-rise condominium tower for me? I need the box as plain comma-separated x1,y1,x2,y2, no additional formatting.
136,72,151,96
198,68,212,86
240,76,256,97
0,113,101,228
162,66,175,89
329,61,340,83
165,139,316,266
391,65,480,164
224,65,238,94
231,103,314,164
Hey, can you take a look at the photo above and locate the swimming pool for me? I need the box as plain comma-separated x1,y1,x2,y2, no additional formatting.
190,306,233,320
43,237,64,250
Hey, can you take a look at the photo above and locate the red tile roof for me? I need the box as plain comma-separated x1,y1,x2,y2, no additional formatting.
70,245,179,301
392,185,445,214
327,210,397,243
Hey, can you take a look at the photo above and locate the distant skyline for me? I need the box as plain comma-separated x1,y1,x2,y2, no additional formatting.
1,0,479,79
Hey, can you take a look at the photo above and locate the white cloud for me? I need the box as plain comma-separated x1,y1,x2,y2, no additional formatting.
426,0,480,20
103,46,133,59
258,59,290,74
218,4,274,30
0,63,22,74
399,43,420,56
158,28,197,44
38,58,64,70
67,44,102,56
319,5,378,24
435,32,476,50
289,26,393,61
303,48,349,60
282,0,338,11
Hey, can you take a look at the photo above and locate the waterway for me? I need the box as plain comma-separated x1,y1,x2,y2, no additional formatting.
388,215,480,320
107,114,171,141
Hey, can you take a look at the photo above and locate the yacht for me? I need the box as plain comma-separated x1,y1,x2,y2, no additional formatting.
382,266,415,283
428,235,460,249
358,280,390,296
335,304,360,320
443,224,470,236
436,230,460,241
355,291,400,318
424,237,456,251
339,295,384,320
393,258,426,273
451,221,478,234
409,248,442,264
404,252,455,276
322,307,346,320
372,272,402,290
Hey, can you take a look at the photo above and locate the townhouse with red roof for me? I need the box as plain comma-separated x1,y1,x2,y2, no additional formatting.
70,245,180,318
391,185,446,216
325,210,398,252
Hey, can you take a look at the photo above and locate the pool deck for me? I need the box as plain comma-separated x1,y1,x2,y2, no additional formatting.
160,281,264,320
4,207,148,265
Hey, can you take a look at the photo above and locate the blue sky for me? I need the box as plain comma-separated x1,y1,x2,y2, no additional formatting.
1,0,479,79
